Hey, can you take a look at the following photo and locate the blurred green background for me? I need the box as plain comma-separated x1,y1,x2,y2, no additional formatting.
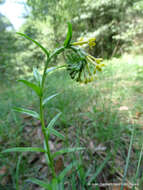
0,0,143,81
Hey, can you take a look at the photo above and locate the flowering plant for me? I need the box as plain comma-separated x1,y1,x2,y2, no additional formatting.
1,23,104,189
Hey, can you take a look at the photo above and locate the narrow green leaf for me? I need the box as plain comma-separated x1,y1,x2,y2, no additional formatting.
64,22,72,47
47,128,65,140
2,147,45,153
43,140,50,164
33,68,42,86
47,112,61,130
132,143,143,190
88,153,111,183
19,79,41,96
13,107,40,119
46,67,58,74
121,124,135,190
58,161,79,181
27,178,52,190
42,93,59,106
16,155,22,190
46,65,66,75
53,147,85,158
17,32,50,57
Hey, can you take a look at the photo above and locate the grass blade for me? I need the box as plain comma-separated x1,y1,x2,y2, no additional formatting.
17,32,50,57
132,143,143,190
53,147,85,158
27,178,52,189
15,155,22,190
2,147,45,153
120,124,135,190
88,152,111,183
13,107,40,119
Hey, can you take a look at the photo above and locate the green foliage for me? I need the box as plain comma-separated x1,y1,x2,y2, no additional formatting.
13,107,40,119
0,14,17,80
25,0,143,59
1,54,143,189
1,23,99,188
17,32,50,57
2,147,45,153
1,0,143,80
64,22,72,48
42,93,59,106
27,178,52,189
18,79,42,96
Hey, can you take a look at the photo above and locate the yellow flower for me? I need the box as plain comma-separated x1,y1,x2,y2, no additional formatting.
71,37,96,49
87,54,103,64
86,54,104,73
88,38,96,49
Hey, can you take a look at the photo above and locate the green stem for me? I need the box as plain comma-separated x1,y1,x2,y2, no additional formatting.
39,46,65,178
39,96,56,177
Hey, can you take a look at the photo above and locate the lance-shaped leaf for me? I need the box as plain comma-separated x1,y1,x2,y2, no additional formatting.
27,178,52,190
46,128,64,140
42,93,59,106
17,32,50,57
52,147,85,158
47,112,61,130
14,107,40,119
64,22,72,47
33,68,42,86
46,65,66,75
46,67,57,74
2,147,45,153
19,79,42,96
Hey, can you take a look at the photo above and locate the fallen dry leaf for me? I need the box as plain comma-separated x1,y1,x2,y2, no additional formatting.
0,166,7,175
1,175,11,185
134,111,143,119
112,185,131,190
55,156,64,174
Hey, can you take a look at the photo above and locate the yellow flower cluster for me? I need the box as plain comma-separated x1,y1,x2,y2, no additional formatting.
81,56,105,83
68,37,105,84
86,54,105,72
72,37,96,49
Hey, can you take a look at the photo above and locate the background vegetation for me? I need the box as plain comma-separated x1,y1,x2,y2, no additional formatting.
0,0,143,189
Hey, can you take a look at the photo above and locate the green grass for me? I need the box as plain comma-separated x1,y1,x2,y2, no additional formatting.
0,54,143,189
